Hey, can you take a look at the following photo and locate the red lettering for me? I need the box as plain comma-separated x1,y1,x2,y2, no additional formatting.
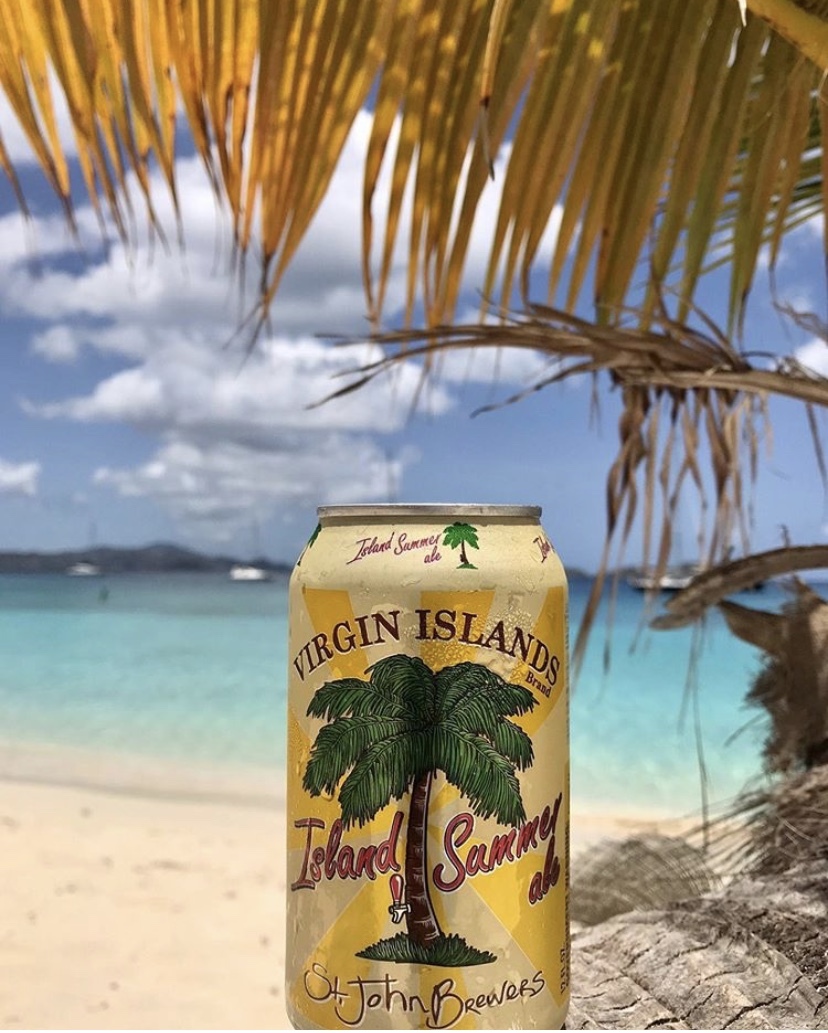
290,818,325,890
325,819,344,879
465,842,492,877
539,804,553,840
529,834,561,905
433,812,474,891
516,816,540,856
289,812,403,891
488,828,517,865
432,796,563,894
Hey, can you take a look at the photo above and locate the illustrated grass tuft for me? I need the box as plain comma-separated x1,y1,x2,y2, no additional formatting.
357,932,495,966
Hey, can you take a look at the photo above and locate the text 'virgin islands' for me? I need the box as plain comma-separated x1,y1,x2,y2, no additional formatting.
292,607,562,696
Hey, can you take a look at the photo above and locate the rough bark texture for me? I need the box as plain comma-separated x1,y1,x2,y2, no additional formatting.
570,583,828,1026
571,835,720,927
568,859,828,1029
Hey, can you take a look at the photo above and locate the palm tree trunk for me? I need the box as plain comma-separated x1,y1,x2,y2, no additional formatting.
459,541,469,566
404,770,442,947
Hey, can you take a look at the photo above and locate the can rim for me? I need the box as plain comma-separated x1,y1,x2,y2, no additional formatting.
318,503,542,520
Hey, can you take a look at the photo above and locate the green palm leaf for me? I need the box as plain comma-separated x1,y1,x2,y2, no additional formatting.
367,654,438,721
442,691,504,738
436,662,536,722
338,729,432,829
441,522,479,549
432,726,526,827
303,715,410,797
306,676,406,720
441,690,534,771
489,718,534,771
304,654,535,831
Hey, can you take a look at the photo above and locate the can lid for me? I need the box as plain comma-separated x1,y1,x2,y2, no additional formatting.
318,503,542,520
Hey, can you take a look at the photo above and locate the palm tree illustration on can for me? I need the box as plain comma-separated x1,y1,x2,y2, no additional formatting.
442,522,480,569
302,653,536,966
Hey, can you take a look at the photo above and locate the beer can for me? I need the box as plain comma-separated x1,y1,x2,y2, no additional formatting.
286,504,569,1030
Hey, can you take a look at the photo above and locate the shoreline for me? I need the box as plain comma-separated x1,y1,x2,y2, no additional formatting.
0,740,700,1030
0,734,711,823
0,736,285,810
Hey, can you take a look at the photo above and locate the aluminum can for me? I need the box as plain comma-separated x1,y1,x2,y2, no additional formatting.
286,504,569,1030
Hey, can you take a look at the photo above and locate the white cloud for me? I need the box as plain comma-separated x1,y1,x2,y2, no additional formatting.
6,108,569,540
0,458,40,497
30,325,82,363
426,344,554,386
26,335,452,435
94,437,413,542
22,329,446,537
795,338,828,376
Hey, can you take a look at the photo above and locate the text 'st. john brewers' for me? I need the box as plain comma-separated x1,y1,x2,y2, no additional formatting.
286,505,569,1030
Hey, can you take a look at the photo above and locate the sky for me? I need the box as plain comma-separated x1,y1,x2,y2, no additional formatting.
0,96,826,572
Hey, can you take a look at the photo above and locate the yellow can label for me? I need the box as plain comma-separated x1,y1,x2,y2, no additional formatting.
286,516,569,1030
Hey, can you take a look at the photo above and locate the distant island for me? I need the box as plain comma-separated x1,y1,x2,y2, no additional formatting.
0,543,292,576
0,542,597,579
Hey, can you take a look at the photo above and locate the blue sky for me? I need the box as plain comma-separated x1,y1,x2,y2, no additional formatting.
0,102,826,571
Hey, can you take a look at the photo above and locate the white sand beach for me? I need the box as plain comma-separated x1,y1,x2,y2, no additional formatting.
0,763,696,1031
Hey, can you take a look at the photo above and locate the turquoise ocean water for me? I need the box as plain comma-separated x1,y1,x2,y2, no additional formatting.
0,572,790,816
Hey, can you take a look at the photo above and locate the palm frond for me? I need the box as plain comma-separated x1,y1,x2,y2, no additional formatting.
435,660,536,722
337,728,430,828
0,1,825,333
488,717,534,771
303,714,411,796
432,726,525,826
306,675,406,720
367,654,437,721
441,523,479,549
438,692,534,769
653,546,828,629
571,834,720,926
325,309,828,669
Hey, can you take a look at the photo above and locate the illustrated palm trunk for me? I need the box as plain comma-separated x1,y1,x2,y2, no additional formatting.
459,541,469,565
404,769,442,946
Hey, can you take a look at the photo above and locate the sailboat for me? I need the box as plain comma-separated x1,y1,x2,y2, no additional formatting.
229,521,273,581
66,561,101,577
229,564,271,581
66,520,102,576
627,564,699,592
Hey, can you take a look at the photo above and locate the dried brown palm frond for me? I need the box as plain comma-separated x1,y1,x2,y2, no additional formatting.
696,764,828,879
737,764,828,876
729,581,828,771
673,580,828,880
322,305,828,667
571,834,720,926
654,546,828,629
658,575,828,777
0,1,825,336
